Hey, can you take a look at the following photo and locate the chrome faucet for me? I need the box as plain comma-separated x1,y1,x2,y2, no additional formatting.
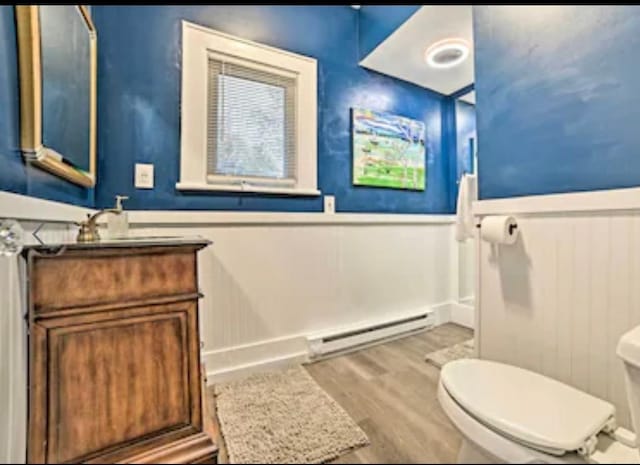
76,209,121,243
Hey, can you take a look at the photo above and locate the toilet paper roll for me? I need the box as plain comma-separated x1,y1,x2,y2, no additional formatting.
481,215,518,245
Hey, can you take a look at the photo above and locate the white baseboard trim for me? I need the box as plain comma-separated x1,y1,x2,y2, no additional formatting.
204,301,459,383
0,190,93,223
205,351,309,385
450,301,475,329
431,301,453,326
203,334,309,384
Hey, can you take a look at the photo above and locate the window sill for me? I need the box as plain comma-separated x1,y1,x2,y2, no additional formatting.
176,182,321,197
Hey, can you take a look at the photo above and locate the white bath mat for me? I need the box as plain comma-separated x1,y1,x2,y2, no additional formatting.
214,366,369,464
425,339,475,368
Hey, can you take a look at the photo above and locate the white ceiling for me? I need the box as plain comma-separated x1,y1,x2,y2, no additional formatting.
359,5,474,96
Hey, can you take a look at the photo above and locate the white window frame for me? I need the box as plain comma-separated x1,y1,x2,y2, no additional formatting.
178,21,320,196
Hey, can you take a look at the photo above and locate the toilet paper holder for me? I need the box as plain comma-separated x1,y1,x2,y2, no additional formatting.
475,222,518,235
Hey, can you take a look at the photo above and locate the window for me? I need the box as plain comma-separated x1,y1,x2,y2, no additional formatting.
208,60,296,185
179,22,319,196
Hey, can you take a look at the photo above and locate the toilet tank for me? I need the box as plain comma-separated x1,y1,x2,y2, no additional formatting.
616,325,640,446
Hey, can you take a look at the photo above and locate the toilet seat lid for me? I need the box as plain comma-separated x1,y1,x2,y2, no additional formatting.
441,359,616,454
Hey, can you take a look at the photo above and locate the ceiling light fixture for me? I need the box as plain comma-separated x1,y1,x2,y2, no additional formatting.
425,38,470,69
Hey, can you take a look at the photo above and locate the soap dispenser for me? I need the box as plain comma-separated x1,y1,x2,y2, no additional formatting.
108,195,129,239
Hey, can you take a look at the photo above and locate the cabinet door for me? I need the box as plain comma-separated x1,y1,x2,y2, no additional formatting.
28,301,203,464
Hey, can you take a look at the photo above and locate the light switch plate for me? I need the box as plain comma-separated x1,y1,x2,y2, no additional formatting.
324,195,335,214
135,163,154,189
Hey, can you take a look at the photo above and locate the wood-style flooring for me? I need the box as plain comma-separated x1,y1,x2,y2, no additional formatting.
208,323,473,464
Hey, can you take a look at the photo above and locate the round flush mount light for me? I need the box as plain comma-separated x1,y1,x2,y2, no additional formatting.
425,38,470,69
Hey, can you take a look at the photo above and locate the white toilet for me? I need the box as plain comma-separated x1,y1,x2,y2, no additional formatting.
438,326,640,464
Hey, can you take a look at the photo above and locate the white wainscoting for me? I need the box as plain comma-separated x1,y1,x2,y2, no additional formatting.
458,238,476,303
0,192,83,464
0,190,462,387
475,186,640,429
129,217,458,382
0,256,27,464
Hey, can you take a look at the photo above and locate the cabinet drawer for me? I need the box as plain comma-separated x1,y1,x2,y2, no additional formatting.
29,246,198,313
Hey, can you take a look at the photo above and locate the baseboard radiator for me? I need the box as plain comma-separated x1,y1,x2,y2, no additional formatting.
307,311,434,360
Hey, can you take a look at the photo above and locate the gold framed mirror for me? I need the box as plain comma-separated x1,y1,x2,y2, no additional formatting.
15,5,97,187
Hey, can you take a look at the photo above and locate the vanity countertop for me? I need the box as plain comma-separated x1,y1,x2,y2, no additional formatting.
21,235,211,254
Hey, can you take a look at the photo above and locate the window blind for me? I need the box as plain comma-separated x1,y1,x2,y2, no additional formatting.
207,58,297,186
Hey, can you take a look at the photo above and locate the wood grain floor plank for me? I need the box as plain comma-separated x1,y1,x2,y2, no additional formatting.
310,324,472,464
209,323,473,464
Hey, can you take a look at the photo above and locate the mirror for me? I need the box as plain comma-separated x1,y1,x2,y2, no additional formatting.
358,6,478,315
15,5,96,187
455,89,477,310
455,90,477,181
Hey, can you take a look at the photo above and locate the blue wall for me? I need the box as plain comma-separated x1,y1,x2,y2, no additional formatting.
358,6,421,60
0,6,93,206
474,5,640,199
93,6,452,213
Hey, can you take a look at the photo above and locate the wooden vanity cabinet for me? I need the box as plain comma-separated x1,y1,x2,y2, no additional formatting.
23,241,217,464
